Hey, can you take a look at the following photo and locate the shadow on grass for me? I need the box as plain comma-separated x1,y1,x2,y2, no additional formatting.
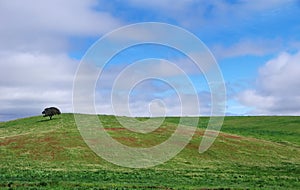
37,117,60,122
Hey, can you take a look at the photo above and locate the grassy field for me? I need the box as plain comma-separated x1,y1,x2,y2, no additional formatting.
0,114,299,189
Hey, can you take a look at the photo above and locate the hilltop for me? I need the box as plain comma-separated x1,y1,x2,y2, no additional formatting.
0,114,299,189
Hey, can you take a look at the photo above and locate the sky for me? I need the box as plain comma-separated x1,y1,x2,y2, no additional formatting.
1,0,300,121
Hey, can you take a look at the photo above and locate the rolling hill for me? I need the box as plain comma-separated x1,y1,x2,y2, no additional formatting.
0,114,299,189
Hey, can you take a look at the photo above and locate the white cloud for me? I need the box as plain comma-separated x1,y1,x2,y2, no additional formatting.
0,52,77,120
0,0,122,35
238,0,294,11
127,0,193,12
212,38,283,59
0,0,125,120
95,90,210,117
237,51,300,115
0,52,75,87
90,57,212,117
126,0,295,29
0,0,123,52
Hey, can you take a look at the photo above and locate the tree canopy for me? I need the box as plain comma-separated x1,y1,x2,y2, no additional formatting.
42,107,61,120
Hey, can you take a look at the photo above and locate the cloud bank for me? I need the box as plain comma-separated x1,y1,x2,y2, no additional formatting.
0,0,299,120
0,0,123,121
237,51,300,115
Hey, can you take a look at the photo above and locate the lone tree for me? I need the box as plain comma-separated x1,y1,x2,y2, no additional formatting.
42,107,61,120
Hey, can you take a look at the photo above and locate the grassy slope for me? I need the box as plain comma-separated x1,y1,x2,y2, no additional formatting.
167,116,300,146
0,114,299,189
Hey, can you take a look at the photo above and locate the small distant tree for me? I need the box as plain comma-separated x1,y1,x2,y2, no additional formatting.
42,107,61,120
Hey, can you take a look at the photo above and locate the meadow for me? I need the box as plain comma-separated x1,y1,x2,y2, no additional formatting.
0,114,299,189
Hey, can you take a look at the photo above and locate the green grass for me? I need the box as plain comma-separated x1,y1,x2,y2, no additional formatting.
0,114,299,189
166,116,300,146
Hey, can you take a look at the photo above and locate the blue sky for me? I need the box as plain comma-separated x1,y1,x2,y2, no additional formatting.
1,0,300,121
